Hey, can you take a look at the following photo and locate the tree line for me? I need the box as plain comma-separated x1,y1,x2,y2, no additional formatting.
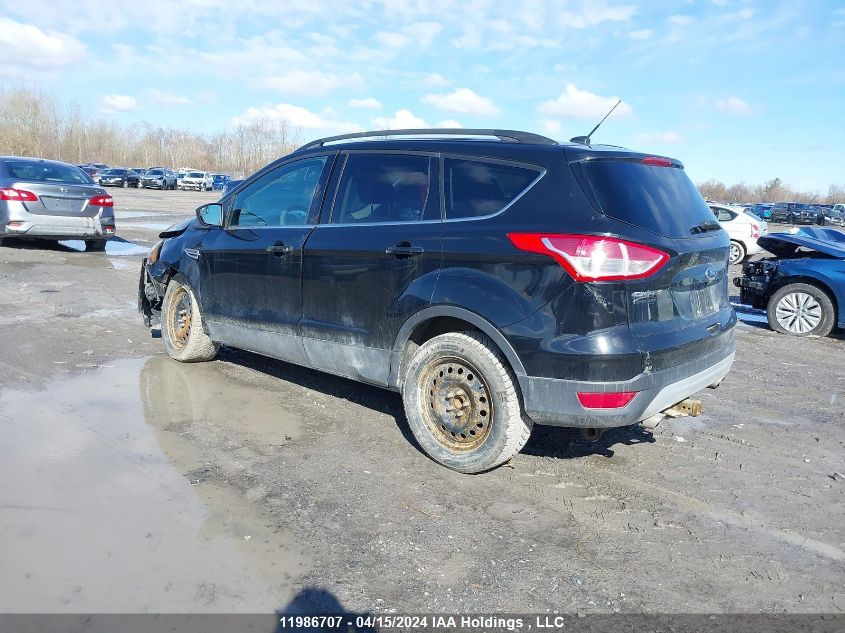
1,87,842,203
0,87,299,177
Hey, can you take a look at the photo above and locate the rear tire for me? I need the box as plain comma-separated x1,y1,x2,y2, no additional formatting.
728,240,745,265
161,281,219,362
767,283,835,337
85,239,106,252
402,331,532,473
122,179,129,188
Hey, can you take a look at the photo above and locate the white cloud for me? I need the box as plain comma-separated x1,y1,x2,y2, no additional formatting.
0,18,85,69
537,84,632,119
420,72,451,88
435,119,463,128
257,69,361,96
422,88,499,115
372,109,429,129
375,31,408,48
668,15,694,25
540,119,562,134
559,3,637,28
100,94,138,113
404,21,442,46
634,131,684,144
149,89,191,105
716,96,752,115
629,29,653,40
233,103,362,134
348,97,382,109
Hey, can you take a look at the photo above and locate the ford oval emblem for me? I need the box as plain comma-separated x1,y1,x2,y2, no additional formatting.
705,265,717,280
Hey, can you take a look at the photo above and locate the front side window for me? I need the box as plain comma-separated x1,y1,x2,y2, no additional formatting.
229,156,328,228
332,153,437,224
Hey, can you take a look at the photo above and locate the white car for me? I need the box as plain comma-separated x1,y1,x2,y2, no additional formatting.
709,203,765,265
180,171,213,191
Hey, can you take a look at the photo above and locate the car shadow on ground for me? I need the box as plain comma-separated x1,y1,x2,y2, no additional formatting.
219,347,657,464
275,587,374,632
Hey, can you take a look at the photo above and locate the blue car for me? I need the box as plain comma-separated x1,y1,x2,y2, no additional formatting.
749,203,773,220
735,227,845,337
211,174,230,191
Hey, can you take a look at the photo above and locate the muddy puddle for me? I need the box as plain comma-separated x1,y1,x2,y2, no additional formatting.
0,357,304,612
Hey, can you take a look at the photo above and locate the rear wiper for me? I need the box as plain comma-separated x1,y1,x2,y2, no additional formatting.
691,220,722,234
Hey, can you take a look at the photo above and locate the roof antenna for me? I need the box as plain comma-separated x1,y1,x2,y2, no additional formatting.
570,99,622,145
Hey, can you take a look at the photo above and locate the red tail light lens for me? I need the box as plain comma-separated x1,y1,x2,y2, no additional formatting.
750,223,759,239
0,188,38,202
641,156,672,167
89,195,114,207
507,233,669,281
577,391,638,409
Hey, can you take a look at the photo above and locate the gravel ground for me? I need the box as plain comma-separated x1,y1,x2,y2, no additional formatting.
0,188,843,615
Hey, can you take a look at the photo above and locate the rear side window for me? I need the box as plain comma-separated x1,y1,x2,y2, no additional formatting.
577,160,715,238
5,160,92,185
444,158,539,219
332,153,438,224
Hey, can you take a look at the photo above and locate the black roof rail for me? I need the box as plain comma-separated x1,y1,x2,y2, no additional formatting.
295,128,559,153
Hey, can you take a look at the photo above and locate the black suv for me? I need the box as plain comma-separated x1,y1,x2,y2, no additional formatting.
138,129,736,473
769,202,819,225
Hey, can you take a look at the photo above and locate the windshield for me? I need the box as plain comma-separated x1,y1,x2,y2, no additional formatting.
147,170,163,176
5,160,93,185
578,159,716,238
103,169,126,176
188,172,203,178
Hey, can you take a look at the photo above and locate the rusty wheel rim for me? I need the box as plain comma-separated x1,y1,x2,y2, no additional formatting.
167,287,192,349
420,357,493,452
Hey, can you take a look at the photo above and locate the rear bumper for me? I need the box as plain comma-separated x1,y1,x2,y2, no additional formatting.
519,330,736,428
3,217,111,239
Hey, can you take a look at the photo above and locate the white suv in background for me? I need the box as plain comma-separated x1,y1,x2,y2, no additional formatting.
709,203,765,265
180,171,213,191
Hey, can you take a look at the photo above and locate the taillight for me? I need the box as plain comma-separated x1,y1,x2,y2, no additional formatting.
89,195,114,207
507,233,669,281
641,156,672,167
750,223,759,239
0,188,38,202
577,391,638,409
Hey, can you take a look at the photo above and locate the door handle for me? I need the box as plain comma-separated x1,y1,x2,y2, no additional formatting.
385,243,424,258
266,242,293,257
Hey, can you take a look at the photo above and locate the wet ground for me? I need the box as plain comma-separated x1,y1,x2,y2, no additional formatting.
0,190,843,614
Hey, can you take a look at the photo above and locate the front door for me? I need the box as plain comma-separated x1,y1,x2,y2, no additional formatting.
199,154,334,364
301,151,442,385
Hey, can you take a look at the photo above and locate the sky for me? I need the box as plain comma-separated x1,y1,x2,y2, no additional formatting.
0,0,843,190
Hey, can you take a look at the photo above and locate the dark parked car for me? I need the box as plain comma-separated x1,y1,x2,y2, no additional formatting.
138,128,735,473
212,174,230,191
140,168,176,190
98,168,142,188
821,204,845,226
0,156,115,251
735,228,844,337
769,202,819,225
221,178,242,196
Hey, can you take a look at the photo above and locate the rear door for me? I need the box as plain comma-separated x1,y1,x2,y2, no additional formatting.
567,150,735,364
198,154,334,365
300,151,442,386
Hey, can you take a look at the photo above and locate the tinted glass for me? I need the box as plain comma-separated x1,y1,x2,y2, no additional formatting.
444,158,538,219
188,172,203,178
5,160,92,185
147,170,163,175
103,169,126,175
580,160,716,238
230,156,327,228
332,153,436,224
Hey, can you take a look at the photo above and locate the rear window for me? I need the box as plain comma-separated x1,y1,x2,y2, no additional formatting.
444,158,540,219
5,160,92,185
577,159,715,238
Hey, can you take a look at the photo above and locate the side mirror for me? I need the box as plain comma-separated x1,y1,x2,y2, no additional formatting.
196,203,223,227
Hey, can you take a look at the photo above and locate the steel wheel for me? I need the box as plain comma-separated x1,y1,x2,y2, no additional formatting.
775,291,822,334
166,285,193,349
420,357,493,452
